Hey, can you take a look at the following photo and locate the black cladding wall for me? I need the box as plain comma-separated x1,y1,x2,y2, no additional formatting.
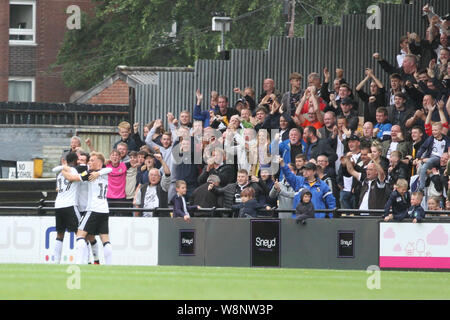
158,218,379,270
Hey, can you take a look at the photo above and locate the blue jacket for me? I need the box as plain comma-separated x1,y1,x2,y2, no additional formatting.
193,104,216,127
276,139,307,180
408,205,425,222
384,190,410,219
172,194,197,218
374,121,392,141
416,135,450,159
281,165,336,218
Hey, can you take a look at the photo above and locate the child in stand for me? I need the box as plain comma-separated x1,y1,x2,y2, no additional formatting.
295,189,315,225
384,179,410,222
172,180,199,221
232,187,270,218
408,191,426,223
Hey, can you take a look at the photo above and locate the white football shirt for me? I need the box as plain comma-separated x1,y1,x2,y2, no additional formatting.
55,167,80,209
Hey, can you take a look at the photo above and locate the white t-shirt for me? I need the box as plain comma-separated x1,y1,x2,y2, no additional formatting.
431,138,446,157
55,167,79,209
386,142,398,159
143,186,159,217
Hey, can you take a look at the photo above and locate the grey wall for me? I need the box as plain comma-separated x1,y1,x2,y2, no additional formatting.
135,0,450,126
0,125,117,177
158,218,380,270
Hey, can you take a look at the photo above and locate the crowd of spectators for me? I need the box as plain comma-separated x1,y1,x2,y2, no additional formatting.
64,4,450,221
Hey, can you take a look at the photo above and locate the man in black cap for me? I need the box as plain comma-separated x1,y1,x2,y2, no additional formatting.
337,134,362,209
340,97,359,132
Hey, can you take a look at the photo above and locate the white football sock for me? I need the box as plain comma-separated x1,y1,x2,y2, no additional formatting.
91,240,99,262
75,238,88,264
53,238,63,264
103,242,112,265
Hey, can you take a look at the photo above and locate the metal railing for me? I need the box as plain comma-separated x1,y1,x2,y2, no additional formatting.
0,102,130,126
1,200,450,220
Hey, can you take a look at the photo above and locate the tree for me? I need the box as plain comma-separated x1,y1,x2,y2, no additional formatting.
54,0,402,90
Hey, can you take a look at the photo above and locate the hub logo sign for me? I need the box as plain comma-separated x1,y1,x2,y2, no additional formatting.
179,229,195,256
338,231,355,258
251,219,280,267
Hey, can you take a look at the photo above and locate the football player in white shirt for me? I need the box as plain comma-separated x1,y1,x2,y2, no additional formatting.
62,152,112,265
53,152,81,264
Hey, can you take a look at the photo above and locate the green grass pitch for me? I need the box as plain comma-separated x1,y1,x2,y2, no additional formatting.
0,264,449,300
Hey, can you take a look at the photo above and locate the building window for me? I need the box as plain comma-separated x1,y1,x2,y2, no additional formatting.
9,1,36,45
8,78,35,102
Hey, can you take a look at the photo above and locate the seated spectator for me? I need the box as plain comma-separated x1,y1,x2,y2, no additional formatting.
113,121,138,152
405,125,426,177
381,125,411,160
191,175,223,209
355,68,386,124
424,98,449,136
239,108,254,128
415,122,450,192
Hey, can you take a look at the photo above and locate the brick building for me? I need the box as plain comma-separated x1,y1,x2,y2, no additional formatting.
0,0,95,103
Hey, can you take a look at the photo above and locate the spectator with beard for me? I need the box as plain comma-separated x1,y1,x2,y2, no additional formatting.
318,111,336,140
303,126,337,165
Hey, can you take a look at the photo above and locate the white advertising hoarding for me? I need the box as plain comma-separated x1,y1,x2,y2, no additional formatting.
0,216,159,266
379,222,450,269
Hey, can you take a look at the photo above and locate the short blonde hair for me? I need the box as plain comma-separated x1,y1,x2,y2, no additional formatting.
395,179,408,190
118,121,131,130
90,152,105,164
175,180,187,189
